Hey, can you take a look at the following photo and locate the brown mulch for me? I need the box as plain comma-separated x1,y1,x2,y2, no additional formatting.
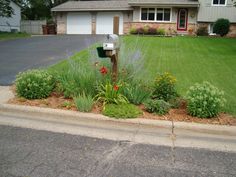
8,88,236,126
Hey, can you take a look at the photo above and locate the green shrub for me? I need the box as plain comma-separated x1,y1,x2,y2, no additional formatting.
74,93,94,112
152,72,178,102
122,82,150,105
129,27,138,34
213,18,230,37
143,26,149,35
95,82,128,106
144,99,170,115
186,82,226,118
196,26,208,36
15,69,54,99
103,104,142,119
157,28,165,36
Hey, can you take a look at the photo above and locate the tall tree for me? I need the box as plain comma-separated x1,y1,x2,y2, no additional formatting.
0,0,14,17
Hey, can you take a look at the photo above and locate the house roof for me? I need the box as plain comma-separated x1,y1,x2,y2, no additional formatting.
128,0,199,7
51,0,199,12
51,0,132,12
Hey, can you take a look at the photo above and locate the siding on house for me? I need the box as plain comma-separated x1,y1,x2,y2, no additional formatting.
0,1,21,32
198,0,236,22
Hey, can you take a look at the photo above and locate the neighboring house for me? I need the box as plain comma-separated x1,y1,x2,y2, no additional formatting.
0,1,21,32
51,0,236,36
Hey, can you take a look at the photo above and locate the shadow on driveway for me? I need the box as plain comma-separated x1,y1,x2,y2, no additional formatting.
0,35,105,85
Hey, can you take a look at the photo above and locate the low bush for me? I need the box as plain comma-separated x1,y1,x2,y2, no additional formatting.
122,82,150,105
157,28,165,36
213,18,230,37
74,93,94,112
137,27,145,34
103,104,142,119
15,69,54,99
144,99,170,115
152,72,178,102
129,28,138,35
186,82,226,118
95,82,128,106
196,26,208,36
148,27,157,35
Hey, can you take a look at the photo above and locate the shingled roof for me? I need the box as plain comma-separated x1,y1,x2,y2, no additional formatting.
51,0,132,12
51,0,199,12
128,0,199,7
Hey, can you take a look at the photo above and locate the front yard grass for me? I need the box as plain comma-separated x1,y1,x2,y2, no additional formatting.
0,32,30,41
49,36,236,116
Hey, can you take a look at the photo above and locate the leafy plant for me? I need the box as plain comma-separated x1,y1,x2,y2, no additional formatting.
122,82,150,105
157,28,165,36
169,97,183,109
129,27,138,35
103,104,142,119
186,82,226,118
74,93,94,112
213,18,230,37
196,26,208,36
148,27,157,35
95,82,128,106
152,72,178,102
15,69,55,99
144,99,171,116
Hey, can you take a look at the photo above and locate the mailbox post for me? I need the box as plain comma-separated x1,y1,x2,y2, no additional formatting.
103,34,120,82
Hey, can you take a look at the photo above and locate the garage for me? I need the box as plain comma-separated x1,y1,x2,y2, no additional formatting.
96,12,123,35
67,12,92,34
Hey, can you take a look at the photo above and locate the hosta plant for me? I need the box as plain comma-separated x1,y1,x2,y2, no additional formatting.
186,82,226,118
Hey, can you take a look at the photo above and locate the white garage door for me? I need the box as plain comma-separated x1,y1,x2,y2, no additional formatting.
96,12,123,35
67,12,92,34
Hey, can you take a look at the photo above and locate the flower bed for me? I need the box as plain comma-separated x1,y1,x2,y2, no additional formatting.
9,38,236,126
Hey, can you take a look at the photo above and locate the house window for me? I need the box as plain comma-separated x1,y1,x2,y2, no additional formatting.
212,0,226,5
141,8,171,22
141,8,155,21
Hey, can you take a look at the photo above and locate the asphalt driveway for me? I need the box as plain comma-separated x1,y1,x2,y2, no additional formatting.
0,35,105,85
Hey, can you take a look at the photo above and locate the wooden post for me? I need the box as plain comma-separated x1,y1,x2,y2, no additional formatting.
111,50,118,82
113,16,119,35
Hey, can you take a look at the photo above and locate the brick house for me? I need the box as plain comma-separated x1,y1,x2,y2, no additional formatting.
51,0,236,36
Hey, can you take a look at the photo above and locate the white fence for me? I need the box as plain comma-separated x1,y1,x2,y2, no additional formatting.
21,20,46,34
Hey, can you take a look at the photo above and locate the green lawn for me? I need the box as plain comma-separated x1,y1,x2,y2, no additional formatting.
49,36,236,116
0,32,30,41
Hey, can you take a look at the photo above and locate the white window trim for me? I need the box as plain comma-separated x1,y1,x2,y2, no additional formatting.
212,0,227,6
140,7,172,23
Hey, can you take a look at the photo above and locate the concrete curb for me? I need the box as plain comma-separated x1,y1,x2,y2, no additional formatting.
0,103,236,136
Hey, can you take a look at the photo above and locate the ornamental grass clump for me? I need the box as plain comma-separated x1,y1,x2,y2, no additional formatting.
74,93,94,112
15,69,55,99
186,82,226,118
152,72,178,102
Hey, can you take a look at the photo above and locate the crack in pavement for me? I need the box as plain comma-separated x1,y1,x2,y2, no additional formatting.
86,141,133,177
170,116,176,165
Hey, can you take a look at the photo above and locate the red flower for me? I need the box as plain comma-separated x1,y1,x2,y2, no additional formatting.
100,66,108,75
113,85,119,91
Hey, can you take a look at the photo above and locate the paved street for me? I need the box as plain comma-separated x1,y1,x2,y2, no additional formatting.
0,125,236,177
0,35,104,85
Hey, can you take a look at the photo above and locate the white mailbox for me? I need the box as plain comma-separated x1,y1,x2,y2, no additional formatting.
103,34,119,51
